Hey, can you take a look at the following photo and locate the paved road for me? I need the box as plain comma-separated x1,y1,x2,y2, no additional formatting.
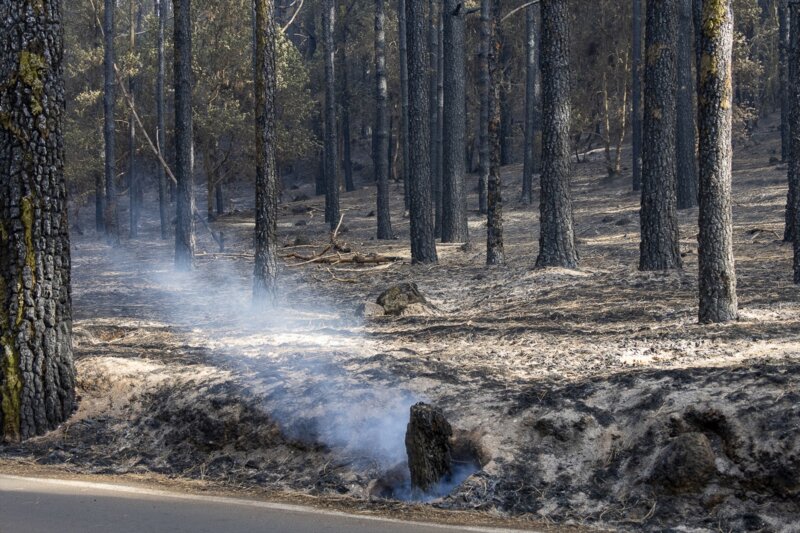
0,475,529,533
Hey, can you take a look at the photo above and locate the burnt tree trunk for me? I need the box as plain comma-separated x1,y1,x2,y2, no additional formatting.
375,0,394,239
486,0,505,265
405,403,453,494
173,0,195,270
791,2,800,282
340,32,356,193
522,4,538,205
428,0,442,238
128,0,142,238
405,0,438,263
676,0,698,210
436,14,444,237
441,0,469,243
323,0,340,228
104,0,120,244
639,0,682,271
536,0,578,269
253,0,280,304
156,0,169,240
631,0,643,192
698,0,738,322
477,0,489,214
787,4,799,243
780,0,790,164
0,0,77,442
399,0,411,212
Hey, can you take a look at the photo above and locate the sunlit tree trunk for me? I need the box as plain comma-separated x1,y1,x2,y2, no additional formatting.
536,0,578,269
0,0,76,442
173,0,195,270
639,0,682,271
698,0,738,322
375,0,394,239
253,0,280,304
486,0,505,265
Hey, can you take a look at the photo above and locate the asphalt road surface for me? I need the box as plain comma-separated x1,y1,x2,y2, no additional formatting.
0,475,531,533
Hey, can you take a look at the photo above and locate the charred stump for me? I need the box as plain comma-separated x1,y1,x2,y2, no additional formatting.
405,403,453,493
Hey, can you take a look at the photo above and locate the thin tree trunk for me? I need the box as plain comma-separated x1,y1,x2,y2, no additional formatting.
0,0,76,441
323,0,340,229
436,13,444,237
129,0,141,238
340,32,356,192
104,0,120,244
399,0,410,212
698,0,738,322
631,0,643,192
639,0,682,271
478,0,489,214
522,4,538,205
499,37,512,167
253,0,280,304
375,0,394,239
156,0,168,240
536,0,578,269
173,0,195,270
406,0,438,263
486,0,505,265
676,0,699,210
442,0,469,243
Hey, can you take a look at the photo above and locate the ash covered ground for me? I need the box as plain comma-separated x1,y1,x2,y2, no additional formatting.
2,117,800,532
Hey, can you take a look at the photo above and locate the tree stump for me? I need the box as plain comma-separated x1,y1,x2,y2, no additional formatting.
405,403,453,493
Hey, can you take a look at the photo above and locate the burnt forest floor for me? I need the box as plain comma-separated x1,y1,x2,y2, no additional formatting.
2,114,800,532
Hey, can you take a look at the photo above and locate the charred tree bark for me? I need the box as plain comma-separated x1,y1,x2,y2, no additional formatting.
399,0,411,212
477,0,489,215
436,14,444,237
405,403,453,494
639,0,682,271
253,0,280,304
522,5,538,205
698,0,738,322
95,168,105,234
0,0,77,442
676,0,698,210
486,0,505,265
499,38,512,167
156,0,169,240
791,2,800,282
428,0,442,238
173,0,195,270
441,0,469,243
405,0,438,263
104,0,120,244
780,0,790,164
787,5,799,243
375,0,394,239
323,0,340,229
631,0,643,192
339,32,356,193
536,0,578,269
128,0,142,238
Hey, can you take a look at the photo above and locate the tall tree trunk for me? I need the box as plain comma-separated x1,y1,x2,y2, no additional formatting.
631,0,643,191
374,0,394,239
780,0,790,164
676,0,699,210
399,0,411,212
0,0,76,442
253,0,280,304
536,0,578,269
786,4,798,242
441,0,469,243
478,0,489,215
323,0,340,229
486,0,505,265
522,4,538,205
428,0,441,238
499,37,512,167
340,32,356,193
129,0,141,238
698,0,738,322
156,0,169,240
406,0,438,263
639,0,682,271
436,13,444,237
173,0,195,270
104,0,120,244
